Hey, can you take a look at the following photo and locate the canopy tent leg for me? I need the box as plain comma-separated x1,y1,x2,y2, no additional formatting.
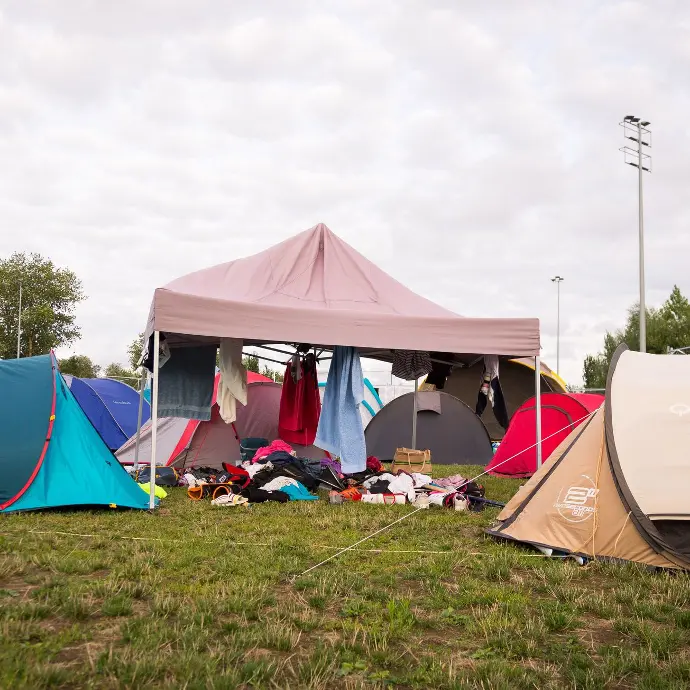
535,355,542,469
411,377,418,449
132,369,147,472
149,331,160,510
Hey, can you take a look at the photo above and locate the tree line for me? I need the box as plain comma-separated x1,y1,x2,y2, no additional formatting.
582,285,690,388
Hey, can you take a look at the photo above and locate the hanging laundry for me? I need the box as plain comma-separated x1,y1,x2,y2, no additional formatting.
279,352,321,446
217,338,247,424
142,333,171,371
475,355,509,430
424,352,454,389
392,350,432,381
290,353,303,383
315,347,366,474
157,345,216,420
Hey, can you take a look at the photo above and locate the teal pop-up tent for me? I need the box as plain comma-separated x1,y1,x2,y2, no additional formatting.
0,354,150,513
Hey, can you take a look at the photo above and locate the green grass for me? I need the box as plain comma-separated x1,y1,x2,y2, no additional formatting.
1,464,689,689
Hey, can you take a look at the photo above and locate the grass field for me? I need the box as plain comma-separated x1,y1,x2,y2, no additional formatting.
1,464,690,689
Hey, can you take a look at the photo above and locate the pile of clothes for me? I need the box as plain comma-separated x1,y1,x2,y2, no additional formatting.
182,439,338,507
327,468,487,511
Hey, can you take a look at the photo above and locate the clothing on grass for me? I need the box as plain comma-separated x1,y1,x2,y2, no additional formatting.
280,482,319,501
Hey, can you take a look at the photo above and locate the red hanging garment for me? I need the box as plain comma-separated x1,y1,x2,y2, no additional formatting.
279,354,321,445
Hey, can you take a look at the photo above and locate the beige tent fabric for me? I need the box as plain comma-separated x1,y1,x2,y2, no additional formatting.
610,350,690,520
492,408,681,569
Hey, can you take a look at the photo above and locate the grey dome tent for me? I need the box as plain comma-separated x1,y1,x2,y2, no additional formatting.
365,391,493,466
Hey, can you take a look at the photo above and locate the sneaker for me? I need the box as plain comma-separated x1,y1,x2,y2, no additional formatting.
329,491,344,505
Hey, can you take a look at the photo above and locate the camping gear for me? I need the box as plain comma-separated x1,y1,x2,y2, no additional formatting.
134,466,179,486
488,345,690,569
64,375,151,451
485,392,604,477
391,448,432,475
439,358,566,440
366,392,493,466
0,354,151,514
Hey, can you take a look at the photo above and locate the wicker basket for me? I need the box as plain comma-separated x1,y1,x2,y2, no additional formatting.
391,447,432,476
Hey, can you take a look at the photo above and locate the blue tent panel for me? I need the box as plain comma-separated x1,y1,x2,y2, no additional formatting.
69,378,150,450
0,355,54,509
3,358,150,513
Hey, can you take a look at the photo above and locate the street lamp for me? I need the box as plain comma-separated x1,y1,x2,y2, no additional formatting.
551,276,564,375
619,115,652,353
16,281,22,359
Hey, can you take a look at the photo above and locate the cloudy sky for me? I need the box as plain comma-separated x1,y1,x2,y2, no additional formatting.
1,0,689,385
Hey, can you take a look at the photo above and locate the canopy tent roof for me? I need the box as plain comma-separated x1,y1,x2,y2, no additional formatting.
143,224,540,364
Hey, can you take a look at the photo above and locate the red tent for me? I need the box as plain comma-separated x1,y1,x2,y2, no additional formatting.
485,393,603,477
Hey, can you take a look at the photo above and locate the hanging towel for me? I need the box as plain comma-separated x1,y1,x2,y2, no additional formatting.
218,338,247,424
157,345,216,420
315,346,366,474
392,350,432,381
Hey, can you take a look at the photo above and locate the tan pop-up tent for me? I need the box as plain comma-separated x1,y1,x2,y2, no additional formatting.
488,345,690,569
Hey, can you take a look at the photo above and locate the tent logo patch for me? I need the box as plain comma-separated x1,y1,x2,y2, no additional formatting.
554,475,599,523
669,403,690,417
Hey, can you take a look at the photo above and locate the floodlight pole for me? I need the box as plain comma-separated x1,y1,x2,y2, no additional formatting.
620,115,651,353
637,119,646,353
16,281,22,359
551,276,563,375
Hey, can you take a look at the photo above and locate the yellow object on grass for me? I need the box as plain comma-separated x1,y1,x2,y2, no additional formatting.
138,483,168,499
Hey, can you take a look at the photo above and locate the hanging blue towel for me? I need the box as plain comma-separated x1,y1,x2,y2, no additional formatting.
315,347,366,474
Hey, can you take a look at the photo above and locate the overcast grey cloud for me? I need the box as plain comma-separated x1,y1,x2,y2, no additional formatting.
1,0,689,384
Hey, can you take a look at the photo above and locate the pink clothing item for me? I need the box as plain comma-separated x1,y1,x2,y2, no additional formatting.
432,475,466,488
252,439,295,463
143,224,540,360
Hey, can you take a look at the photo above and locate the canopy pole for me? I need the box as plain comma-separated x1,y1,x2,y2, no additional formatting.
412,377,418,449
535,355,542,469
149,331,160,511
132,369,147,472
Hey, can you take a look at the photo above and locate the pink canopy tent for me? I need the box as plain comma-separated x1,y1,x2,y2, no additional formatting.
117,371,290,470
138,224,542,506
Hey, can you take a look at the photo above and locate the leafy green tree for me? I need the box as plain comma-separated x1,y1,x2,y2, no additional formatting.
261,364,284,383
243,354,260,373
128,332,145,370
0,253,85,358
583,286,690,388
59,355,100,378
105,362,140,388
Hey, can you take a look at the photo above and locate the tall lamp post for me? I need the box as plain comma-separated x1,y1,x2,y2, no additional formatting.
620,115,652,353
551,276,564,376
